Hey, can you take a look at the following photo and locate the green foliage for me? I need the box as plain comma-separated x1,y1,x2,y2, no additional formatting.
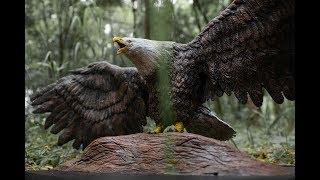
25,0,134,90
243,144,295,165
221,94,295,165
25,114,81,171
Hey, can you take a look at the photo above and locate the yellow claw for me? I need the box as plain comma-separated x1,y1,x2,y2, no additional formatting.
154,125,162,134
174,121,184,132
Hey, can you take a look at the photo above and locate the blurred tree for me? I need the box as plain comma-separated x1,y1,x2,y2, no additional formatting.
144,0,173,40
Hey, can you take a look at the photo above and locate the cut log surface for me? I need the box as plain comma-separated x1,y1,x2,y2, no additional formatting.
55,133,294,176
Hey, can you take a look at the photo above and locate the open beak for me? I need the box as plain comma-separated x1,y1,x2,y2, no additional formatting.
112,36,128,55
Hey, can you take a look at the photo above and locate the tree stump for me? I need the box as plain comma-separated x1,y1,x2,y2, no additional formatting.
55,133,294,176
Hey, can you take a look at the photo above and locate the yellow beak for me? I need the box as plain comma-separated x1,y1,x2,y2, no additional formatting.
112,36,128,55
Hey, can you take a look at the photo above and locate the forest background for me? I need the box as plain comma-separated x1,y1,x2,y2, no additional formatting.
25,0,295,170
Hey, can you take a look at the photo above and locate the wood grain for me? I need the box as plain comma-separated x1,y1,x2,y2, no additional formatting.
56,133,294,176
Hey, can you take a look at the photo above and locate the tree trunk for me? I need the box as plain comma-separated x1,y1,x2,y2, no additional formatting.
144,0,173,40
132,0,138,38
55,133,294,176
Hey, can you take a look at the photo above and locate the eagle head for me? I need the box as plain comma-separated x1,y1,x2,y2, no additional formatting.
113,36,173,76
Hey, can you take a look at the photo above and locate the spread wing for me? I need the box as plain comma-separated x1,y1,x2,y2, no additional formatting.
177,0,295,107
31,61,148,149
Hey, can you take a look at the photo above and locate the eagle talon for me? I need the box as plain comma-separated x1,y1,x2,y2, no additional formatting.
174,121,185,133
153,125,162,134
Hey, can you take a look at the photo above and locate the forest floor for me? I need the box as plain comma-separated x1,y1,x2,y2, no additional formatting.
25,114,295,171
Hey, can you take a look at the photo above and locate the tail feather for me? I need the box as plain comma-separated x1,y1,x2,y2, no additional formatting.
186,107,236,141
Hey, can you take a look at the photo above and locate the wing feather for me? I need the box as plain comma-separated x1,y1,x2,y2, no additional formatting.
177,0,295,107
31,61,148,149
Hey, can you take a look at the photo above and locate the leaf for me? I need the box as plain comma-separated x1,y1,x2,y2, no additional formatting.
74,42,81,62
70,15,81,31
44,51,52,63
268,107,294,130
143,117,156,133
36,62,50,68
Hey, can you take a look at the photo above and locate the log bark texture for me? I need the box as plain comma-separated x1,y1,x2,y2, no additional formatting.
55,133,294,176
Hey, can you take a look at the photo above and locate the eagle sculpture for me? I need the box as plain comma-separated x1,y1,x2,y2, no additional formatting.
31,0,295,149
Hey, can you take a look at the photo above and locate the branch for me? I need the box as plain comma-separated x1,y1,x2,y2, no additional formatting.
192,3,202,32
193,0,209,24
